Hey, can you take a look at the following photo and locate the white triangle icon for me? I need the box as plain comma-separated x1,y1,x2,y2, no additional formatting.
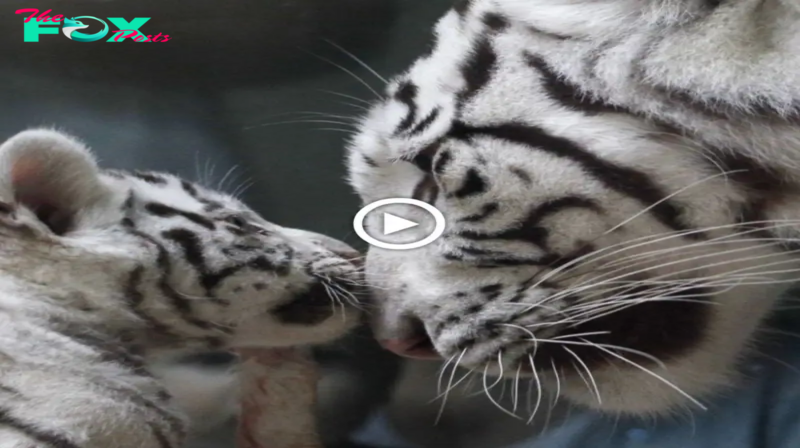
383,212,419,235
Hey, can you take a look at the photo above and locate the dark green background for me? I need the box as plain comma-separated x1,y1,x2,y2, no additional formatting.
0,0,450,250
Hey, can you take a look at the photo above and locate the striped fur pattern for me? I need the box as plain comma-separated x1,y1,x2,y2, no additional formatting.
0,129,362,447
347,0,800,416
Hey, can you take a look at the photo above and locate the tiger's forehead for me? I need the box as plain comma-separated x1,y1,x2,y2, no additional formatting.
101,169,249,214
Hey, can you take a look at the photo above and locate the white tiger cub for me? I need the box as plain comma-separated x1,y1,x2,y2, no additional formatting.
0,128,363,447
347,0,800,417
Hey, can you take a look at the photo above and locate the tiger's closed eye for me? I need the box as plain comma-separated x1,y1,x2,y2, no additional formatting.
224,215,248,227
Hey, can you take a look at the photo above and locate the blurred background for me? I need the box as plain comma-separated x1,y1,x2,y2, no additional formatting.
4,2,800,448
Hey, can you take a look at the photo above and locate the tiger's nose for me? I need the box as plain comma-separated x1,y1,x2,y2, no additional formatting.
378,316,441,360
379,337,441,360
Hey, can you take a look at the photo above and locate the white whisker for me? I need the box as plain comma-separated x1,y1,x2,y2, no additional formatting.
526,354,543,424
324,39,389,84
563,347,601,405
482,363,522,420
304,50,383,99
588,341,707,411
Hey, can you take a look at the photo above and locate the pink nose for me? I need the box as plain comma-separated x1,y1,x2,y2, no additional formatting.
379,337,441,360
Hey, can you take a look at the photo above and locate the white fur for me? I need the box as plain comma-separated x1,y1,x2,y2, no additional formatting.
0,129,362,446
347,0,800,417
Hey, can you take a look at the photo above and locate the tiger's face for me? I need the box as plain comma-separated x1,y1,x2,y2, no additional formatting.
0,129,362,352
347,7,799,415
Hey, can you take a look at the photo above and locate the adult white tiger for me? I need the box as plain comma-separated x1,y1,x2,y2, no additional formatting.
348,0,800,416
0,129,363,447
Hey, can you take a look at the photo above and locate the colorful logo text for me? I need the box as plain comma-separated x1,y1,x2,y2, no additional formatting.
16,8,170,42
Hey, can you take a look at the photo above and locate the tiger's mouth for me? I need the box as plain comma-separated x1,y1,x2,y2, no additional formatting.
378,286,713,373
272,278,363,326
378,316,440,360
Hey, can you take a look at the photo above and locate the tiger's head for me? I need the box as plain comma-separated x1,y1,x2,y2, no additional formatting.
0,128,362,351
347,4,800,415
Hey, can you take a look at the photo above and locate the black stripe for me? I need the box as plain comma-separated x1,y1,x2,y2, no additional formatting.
133,171,169,185
0,406,80,448
458,196,600,248
451,168,488,198
460,246,493,256
526,25,571,41
479,283,503,300
509,166,533,185
145,203,215,230
83,373,186,445
457,37,497,106
411,174,439,205
433,148,452,174
122,191,135,211
202,200,224,212
525,53,624,115
161,227,241,293
362,154,379,167
456,220,544,243
713,151,789,245
0,384,20,396
459,202,499,223
466,303,484,314
393,82,419,134
249,254,291,274
445,252,557,268
433,314,461,339
153,231,212,328
124,265,178,338
38,356,187,443
409,142,442,173
104,169,127,179
408,108,441,136
127,227,229,334
509,275,558,303
715,152,784,196
449,122,699,237
482,13,509,32
534,196,602,223
159,228,232,310
180,180,199,198
225,225,247,236
200,254,289,292
46,318,148,374
162,228,206,271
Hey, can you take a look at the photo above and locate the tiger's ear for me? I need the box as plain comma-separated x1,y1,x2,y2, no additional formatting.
0,129,109,234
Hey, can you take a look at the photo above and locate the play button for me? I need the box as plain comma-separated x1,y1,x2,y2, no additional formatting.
383,213,419,235
353,198,446,250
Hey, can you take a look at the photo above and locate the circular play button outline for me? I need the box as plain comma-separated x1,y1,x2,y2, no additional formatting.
353,198,446,250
